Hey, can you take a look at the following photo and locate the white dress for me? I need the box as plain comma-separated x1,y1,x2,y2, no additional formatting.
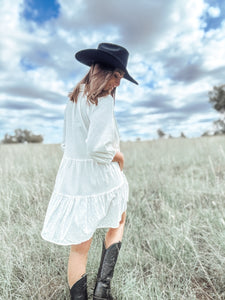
41,84,129,245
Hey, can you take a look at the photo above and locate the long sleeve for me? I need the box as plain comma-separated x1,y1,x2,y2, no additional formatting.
85,95,117,164
60,104,67,152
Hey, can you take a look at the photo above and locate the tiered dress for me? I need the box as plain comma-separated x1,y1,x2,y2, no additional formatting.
41,84,129,245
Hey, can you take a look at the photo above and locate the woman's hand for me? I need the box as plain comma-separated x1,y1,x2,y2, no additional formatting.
112,151,124,171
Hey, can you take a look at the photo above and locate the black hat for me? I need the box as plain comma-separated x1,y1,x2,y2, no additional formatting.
75,43,138,85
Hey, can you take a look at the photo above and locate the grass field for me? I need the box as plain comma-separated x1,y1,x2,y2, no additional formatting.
0,136,225,300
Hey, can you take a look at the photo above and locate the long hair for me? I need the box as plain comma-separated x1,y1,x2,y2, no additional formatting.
69,63,117,105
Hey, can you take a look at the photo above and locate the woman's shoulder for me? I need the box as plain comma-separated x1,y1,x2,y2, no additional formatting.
97,93,114,106
88,95,114,119
77,84,114,112
80,84,85,92
95,95,114,114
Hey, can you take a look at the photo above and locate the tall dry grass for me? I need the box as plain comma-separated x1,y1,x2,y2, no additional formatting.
0,136,225,299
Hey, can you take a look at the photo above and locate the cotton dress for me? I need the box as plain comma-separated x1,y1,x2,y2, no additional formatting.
41,84,129,245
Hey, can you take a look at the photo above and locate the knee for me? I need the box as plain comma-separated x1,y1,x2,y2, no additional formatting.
110,212,126,230
119,211,126,226
105,212,127,238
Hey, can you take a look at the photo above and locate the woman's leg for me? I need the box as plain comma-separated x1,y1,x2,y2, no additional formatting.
104,211,126,248
68,237,92,288
93,212,126,299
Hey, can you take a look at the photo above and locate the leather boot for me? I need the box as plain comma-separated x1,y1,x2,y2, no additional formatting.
93,241,122,300
70,273,88,300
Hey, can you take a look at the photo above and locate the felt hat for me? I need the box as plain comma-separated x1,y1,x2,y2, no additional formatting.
75,43,138,85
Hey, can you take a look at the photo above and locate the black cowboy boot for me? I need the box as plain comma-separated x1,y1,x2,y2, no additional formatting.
70,273,88,300
93,241,122,300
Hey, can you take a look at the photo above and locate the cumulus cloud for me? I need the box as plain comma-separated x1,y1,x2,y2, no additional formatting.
208,6,221,18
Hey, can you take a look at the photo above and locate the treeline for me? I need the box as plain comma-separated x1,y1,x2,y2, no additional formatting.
1,129,43,144
156,129,187,139
155,128,224,139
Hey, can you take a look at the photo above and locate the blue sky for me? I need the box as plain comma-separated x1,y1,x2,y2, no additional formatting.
0,0,225,143
22,0,60,24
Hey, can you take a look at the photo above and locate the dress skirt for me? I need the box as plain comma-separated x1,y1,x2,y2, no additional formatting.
41,156,129,245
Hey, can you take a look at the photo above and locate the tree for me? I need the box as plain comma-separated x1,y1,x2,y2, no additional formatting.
209,84,225,114
157,128,166,138
2,133,17,144
27,134,43,143
209,84,225,134
14,129,26,143
212,119,225,134
180,132,186,138
2,129,43,144
201,131,211,137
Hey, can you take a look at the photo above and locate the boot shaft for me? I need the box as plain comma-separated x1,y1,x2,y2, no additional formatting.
93,241,122,300
99,242,121,282
70,274,88,300
96,241,106,280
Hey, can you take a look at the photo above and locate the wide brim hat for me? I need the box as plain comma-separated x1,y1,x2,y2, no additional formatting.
75,43,138,85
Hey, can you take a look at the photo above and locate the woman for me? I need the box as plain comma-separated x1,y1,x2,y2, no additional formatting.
41,43,138,300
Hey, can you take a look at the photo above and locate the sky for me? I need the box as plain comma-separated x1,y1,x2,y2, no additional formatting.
0,0,225,143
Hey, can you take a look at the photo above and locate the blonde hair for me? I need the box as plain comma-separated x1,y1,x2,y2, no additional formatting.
69,63,117,105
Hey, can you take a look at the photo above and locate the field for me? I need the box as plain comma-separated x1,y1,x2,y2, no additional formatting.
0,136,225,300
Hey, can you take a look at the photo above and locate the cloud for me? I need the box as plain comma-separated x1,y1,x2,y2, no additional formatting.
133,94,174,110
0,99,41,110
1,83,64,103
208,6,220,18
0,0,224,143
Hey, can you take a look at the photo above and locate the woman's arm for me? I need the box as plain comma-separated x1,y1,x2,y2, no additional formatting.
112,151,124,171
86,95,117,164
61,103,67,152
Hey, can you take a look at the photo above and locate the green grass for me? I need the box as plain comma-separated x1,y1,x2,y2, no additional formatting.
0,136,225,299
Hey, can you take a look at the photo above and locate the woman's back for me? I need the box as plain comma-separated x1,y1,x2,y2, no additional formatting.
63,84,120,161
